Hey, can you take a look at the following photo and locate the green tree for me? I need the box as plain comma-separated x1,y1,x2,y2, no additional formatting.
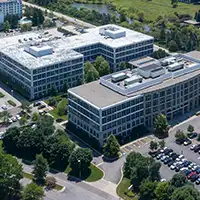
168,40,178,52
139,180,157,200
19,116,27,126
149,141,158,151
69,148,92,176
154,182,170,200
94,56,105,72
171,185,200,200
63,82,69,93
171,0,178,7
159,140,165,149
160,29,166,41
0,111,11,124
84,62,99,83
0,152,23,200
48,97,57,107
20,23,32,32
148,162,161,181
98,60,110,76
103,134,120,158
175,130,186,142
187,124,194,134
23,183,44,200
32,112,39,121
119,10,126,23
33,154,49,184
154,114,169,138
49,85,58,96
4,20,10,32
120,62,126,70
170,173,188,188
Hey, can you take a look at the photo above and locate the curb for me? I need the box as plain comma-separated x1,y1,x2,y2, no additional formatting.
58,186,66,193
116,165,124,186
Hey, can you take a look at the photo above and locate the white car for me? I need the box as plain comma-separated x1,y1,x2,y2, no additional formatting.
179,155,184,159
161,179,166,182
8,118,12,123
160,147,168,153
15,115,21,120
11,116,17,122
170,164,176,170
180,167,188,172
161,155,168,161
1,105,7,110
190,144,197,150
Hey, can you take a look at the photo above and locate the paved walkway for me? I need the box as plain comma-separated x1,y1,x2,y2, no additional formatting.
22,1,96,29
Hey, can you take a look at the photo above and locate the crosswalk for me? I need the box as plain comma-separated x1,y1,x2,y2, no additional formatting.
120,135,155,154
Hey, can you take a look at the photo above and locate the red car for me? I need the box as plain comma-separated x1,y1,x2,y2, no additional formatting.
187,172,196,179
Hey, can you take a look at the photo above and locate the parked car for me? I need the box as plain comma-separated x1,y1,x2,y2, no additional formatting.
196,177,200,184
196,167,200,174
183,169,191,176
38,104,46,109
1,105,7,110
184,139,192,146
190,144,198,150
194,145,200,153
156,153,164,160
161,155,169,162
187,172,196,179
164,157,172,164
188,132,198,139
33,101,41,107
191,174,199,182
168,160,174,167
160,147,168,153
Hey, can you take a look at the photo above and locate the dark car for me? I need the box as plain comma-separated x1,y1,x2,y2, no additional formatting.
183,161,191,167
196,167,200,174
175,164,184,172
164,149,173,155
171,153,178,160
183,169,191,176
38,104,46,109
168,160,174,167
188,132,198,139
33,101,41,107
175,139,184,145
194,145,200,153
191,174,199,182
164,157,172,164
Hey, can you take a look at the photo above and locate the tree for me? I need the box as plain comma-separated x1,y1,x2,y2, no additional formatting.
149,141,158,151
19,116,27,125
33,154,49,184
84,62,99,83
139,180,157,200
103,134,120,158
94,56,105,72
120,62,126,70
20,23,32,32
49,85,58,96
171,185,200,200
63,82,69,93
69,148,92,176
0,111,11,124
168,40,178,52
48,97,57,107
4,20,10,32
0,152,23,200
4,14,19,28
171,0,178,7
160,29,166,41
23,183,44,200
46,176,56,189
170,173,188,188
98,60,110,76
119,10,126,23
148,162,161,181
154,114,169,138
152,49,169,59
187,124,194,134
159,140,165,149
175,130,186,141
32,112,39,121
154,182,170,200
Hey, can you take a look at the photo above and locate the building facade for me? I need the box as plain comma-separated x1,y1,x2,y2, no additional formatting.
68,52,200,145
0,0,22,23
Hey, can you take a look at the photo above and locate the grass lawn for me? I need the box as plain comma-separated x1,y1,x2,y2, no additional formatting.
23,172,33,180
116,177,138,200
0,140,3,152
49,98,68,120
7,100,16,107
113,0,199,21
65,163,103,182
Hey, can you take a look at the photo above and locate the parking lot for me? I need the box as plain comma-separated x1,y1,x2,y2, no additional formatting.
0,88,21,112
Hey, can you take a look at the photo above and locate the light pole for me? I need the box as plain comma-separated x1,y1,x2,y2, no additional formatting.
78,159,81,178
11,90,13,96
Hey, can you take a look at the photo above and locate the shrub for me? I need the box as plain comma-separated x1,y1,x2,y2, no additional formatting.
7,100,16,107
56,118,64,123
0,92,5,98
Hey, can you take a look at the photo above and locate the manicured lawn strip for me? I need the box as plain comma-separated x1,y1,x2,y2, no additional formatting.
0,141,3,152
0,92,5,98
23,172,33,180
49,98,68,120
116,177,138,200
65,163,103,182
7,100,16,107
113,0,199,21
23,172,63,191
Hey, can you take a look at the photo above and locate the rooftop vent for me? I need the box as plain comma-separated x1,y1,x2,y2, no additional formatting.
111,72,127,82
24,45,53,57
99,26,126,39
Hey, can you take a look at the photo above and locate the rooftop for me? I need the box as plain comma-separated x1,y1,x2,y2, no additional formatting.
69,53,200,108
0,25,153,69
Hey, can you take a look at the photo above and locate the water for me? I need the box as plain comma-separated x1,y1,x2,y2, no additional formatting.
72,3,112,15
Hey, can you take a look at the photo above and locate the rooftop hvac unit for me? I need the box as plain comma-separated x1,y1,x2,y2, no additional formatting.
124,75,142,86
168,62,184,72
111,72,127,82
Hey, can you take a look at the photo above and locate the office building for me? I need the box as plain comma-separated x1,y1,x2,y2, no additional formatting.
0,0,22,23
0,24,154,99
68,52,200,145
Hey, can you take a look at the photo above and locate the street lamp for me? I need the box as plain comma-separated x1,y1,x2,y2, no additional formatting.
11,90,13,96
78,159,81,178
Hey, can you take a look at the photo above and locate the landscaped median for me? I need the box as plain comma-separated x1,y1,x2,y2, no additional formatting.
0,91,5,98
7,100,16,107
65,163,104,182
23,172,64,191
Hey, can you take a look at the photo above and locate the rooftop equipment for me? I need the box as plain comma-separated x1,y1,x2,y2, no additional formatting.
111,72,127,82
167,62,184,72
124,75,142,86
